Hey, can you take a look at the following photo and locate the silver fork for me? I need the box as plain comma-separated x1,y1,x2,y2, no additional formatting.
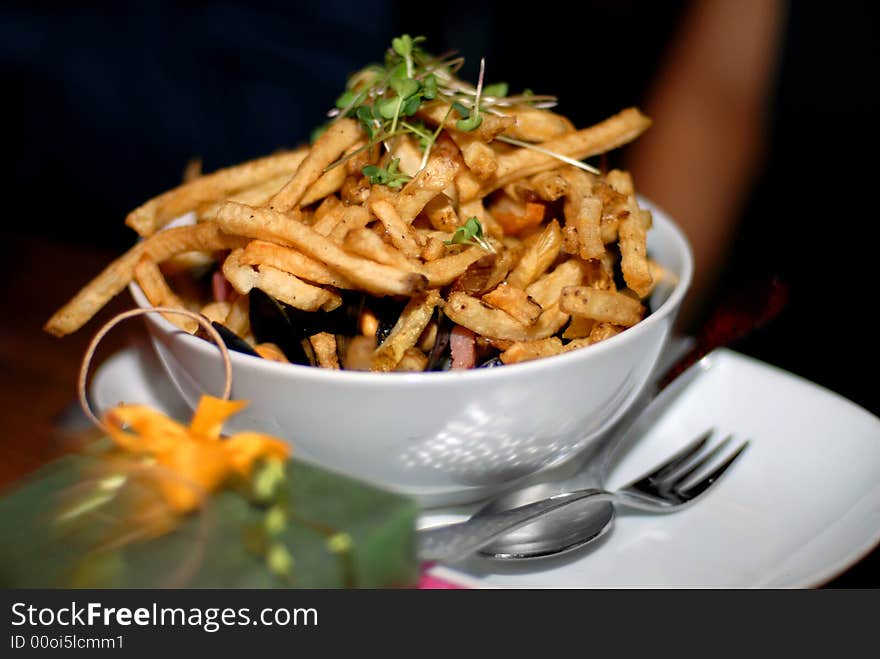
417,430,749,564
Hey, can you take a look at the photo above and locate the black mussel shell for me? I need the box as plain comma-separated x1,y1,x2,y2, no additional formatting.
425,308,454,371
367,295,409,344
248,289,315,366
478,356,504,368
209,321,260,358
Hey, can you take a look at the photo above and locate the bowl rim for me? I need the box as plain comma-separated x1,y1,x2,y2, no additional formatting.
129,198,693,387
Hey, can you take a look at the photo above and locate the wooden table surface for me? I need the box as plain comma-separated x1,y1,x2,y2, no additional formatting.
1,230,876,587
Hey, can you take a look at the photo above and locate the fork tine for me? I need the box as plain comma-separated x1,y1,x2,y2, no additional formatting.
665,434,733,490
677,441,750,500
625,428,714,488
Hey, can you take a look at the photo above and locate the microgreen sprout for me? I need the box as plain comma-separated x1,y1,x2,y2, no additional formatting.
456,58,486,132
444,217,495,253
362,157,411,189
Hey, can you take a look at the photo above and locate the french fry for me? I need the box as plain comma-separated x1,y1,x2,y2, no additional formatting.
561,168,604,260
343,228,420,272
492,200,546,236
506,219,562,289
395,155,459,224
200,301,232,325
444,292,568,341
605,169,635,196
447,130,498,180
223,248,341,312
479,108,652,198
309,332,341,369
560,287,644,327
618,195,653,297
417,101,516,142
394,347,429,372
328,204,373,244
214,202,427,296
500,337,565,364
196,173,291,219
369,198,422,258
269,118,362,211
482,283,543,326
372,291,441,371
254,343,289,363
240,240,354,289
299,162,348,207
340,175,372,205
500,106,575,142
422,195,460,232
421,246,486,287
44,222,246,337
524,259,584,308
421,236,447,261
133,256,198,333
126,147,308,237
530,170,569,201
311,196,345,236
562,316,595,340
223,294,250,338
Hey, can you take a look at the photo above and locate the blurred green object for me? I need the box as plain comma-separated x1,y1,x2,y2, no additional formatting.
0,448,418,588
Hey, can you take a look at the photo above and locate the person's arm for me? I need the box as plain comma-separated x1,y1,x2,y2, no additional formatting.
626,0,786,328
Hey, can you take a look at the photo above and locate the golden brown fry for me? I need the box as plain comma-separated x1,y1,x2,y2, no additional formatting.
482,283,543,326
340,175,371,205
588,322,624,344
421,246,486,287
241,240,354,289
200,301,232,325
223,295,250,338
422,195,460,232
605,169,635,196
447,130,498,180
44,222,246,337
500,337,565,364
269,118,362,212
559,286,645,327
478,108,652,199
343,228,420,272
618,195,653,297
214,202,427,296
506,219,562,289
327,204,373,244
444,292,568,341
421,235,447,261
372,291,441,371
254,343,289,363
561,168,603,258
530,170,569,202
500,106,575,142
126,147,308,237
524,259,584,308
395,155,459,224
311,197,345,236
369,198,422,258
309,332,340,369
133,256,198,333
417,101,516,142
562,316,596,340
394,347,429,372
299,162,348,208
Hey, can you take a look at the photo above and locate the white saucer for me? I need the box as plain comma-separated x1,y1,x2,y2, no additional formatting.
90,342,880,588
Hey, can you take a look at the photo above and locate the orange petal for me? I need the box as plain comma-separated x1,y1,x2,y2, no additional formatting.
189,396,249,440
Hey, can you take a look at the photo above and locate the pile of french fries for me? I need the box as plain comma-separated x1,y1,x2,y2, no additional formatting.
45,48,669,372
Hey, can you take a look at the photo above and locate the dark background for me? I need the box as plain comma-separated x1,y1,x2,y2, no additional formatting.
2,1,879,586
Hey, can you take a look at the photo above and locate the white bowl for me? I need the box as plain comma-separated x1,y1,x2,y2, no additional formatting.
130,200,692,506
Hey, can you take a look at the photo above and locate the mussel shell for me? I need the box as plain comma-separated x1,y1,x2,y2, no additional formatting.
425,308,454,371
248,289,315,366
478,356,504,368
367,295,409,344
209,321,260,358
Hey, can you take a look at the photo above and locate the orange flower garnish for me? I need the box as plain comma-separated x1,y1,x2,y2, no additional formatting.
103,395,290,514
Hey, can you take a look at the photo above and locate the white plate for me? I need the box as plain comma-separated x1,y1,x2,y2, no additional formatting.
90,344,880,588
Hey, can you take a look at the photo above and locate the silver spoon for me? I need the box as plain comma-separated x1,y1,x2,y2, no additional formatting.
470,352,708,560
467,277,788,560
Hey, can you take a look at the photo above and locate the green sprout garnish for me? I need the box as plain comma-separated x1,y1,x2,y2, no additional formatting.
321,35,561,176
362,157,411,189
444,217,495,253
